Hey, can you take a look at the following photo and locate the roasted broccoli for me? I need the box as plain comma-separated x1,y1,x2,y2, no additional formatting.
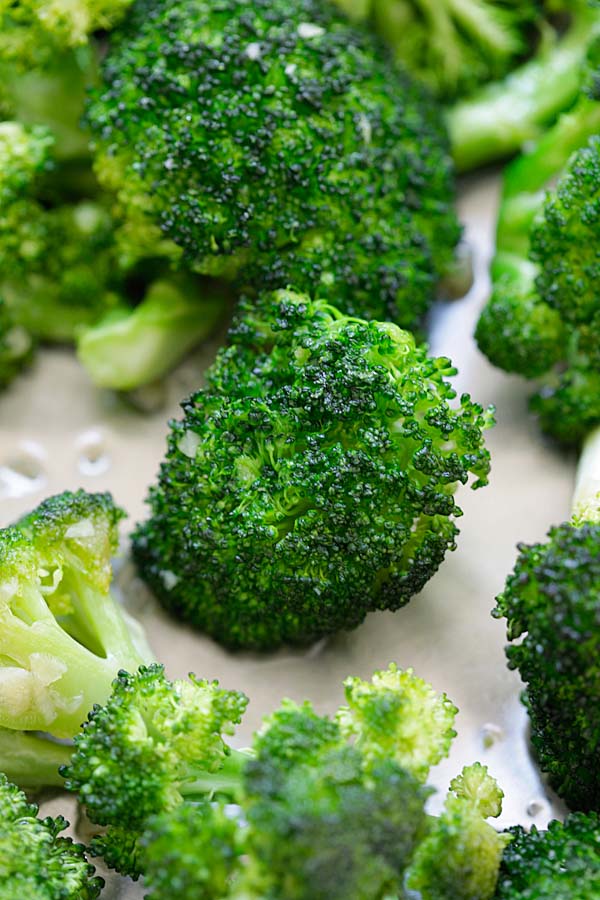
448,1,600,171
495,813,600,898
62,663,505,898
132,289,492,651
87,0,460,329
0,773,103,899
493,425,600,811
332,0,547,103
0,490,151,740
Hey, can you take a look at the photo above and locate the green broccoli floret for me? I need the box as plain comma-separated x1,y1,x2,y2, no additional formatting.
0,0,134,67
0,297,34,389
76,275,229,391
87,0,460,328
0,490,151,740
332,0,544,102
407,763,510,900
65,663,494,898
448,1,600,171
475,44,600,444
495,813,600,898
493,425,600,810
0,773,103,899
132,289,493,651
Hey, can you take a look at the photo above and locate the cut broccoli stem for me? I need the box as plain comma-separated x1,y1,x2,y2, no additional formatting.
448,5,600,172
77,277,228,391
572,423,600,524
0,728,73,789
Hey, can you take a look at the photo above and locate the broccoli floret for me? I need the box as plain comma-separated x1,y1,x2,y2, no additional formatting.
333,0,544,102
493,425,600,810
87,0,459,328
65,663,492,897
0,1,134,67
407,763,510,900
495,813,600,898
132,289,493,651
76,275,228,391
448,1,600,172
0,490,151,739
475,48,600,444
0,773,103,899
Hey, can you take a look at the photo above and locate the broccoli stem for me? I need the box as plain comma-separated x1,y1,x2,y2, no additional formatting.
572,424,600,524
0,729,73,789
77,277,227,391
448,5,600,172
180,748,254,804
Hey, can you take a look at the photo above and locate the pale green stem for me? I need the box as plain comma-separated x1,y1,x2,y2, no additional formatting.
572,425,600,524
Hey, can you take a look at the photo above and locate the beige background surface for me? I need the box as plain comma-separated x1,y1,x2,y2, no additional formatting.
0,173,574,896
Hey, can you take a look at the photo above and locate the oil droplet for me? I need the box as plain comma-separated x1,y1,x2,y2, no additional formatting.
481,723,504,749
76,428,111,477
526,799,544,817
0,441,46,500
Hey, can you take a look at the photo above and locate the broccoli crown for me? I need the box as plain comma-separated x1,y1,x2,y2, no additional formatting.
88,0,459,327
134,665,463,898
0,297,34,389
0,490,149,737
407,763,509,900
0,773,103,899
495,813,600,899
0,1,134,67
493,521,600,811
133,290,493,651
337,0,543,102
531,137,600,363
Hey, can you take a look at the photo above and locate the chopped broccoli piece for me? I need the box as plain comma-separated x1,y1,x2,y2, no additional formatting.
76,276,228,391
495,813,600,898
64,663,490,897
132,289,493,651
0,490,151,738
87,0,460,328
333,0,544,102
407,763,510,900
0,773,103,899
493,425,600,810
448,2,600,171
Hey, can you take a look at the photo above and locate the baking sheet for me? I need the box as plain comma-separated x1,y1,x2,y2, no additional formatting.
0,171,574,896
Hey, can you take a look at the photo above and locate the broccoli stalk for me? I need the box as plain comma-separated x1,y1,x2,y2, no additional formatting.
493,423,600,810
0,491,152,740
77,276,228,391
448,2,600,171
63,663,504,897
0,728,73,789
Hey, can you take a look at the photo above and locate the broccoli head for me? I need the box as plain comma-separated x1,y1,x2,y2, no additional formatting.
493,518,600,811
495,813,600,899
132,289,493,651
0,490,151,739
0,773,103,899
0,297,34,389
65,663,494,898
87,0,459,328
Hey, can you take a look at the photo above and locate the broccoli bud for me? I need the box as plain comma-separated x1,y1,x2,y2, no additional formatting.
132,289,493,650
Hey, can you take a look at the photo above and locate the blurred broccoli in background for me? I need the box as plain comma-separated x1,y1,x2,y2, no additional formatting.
132,289,493,651
87,0,460,329
60,663,507,899
448,0,600,171
475,40,600,445
332,0,548,102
